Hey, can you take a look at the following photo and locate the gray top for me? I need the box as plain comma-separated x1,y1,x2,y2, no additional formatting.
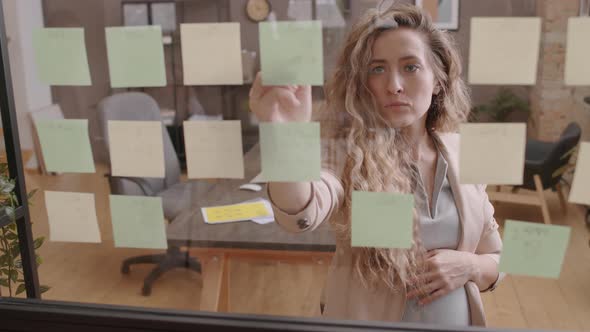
401,145,470,326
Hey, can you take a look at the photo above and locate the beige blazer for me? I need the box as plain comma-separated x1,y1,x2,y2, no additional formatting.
268,131,504,327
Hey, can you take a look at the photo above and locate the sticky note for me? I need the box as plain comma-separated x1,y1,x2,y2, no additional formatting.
105,26,166,88
565,17,590,86
499,220,570,279
109,195,167,249
181,23,243,85
32,28,91,86
259,21,324,85
108,121,165,178
459,123,526,185
35,119,95,173
259,122,321,182
183,120,244,179
202,200,272,224
568,142,590,205
351,191,414,249
468,18,541,85
44,191,101,243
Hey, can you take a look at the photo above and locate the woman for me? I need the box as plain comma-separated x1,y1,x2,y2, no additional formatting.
248,3,503,327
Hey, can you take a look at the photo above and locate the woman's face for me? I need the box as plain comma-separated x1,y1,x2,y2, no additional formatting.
367,28,440,129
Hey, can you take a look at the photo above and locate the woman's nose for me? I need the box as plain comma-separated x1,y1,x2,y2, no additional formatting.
386,74,404,95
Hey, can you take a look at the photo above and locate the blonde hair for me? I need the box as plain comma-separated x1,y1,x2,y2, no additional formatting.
320,3,471,292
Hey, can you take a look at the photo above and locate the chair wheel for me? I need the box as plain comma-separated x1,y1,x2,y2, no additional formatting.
142,284,152,296
121,265,130,274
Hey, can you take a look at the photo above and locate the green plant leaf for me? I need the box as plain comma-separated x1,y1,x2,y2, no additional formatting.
9,269,18,282
40,285,51,293
34,237,45,250
11,244,20,258
16,283,26,295
5,232,17,241
27,189,38,200
1,268,10,275
35,255,43,266
0,178,15,194
0,278,9,287
4,206,15,219
14,259,22,269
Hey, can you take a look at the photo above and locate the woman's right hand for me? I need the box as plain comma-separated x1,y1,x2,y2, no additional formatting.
248,71,312,123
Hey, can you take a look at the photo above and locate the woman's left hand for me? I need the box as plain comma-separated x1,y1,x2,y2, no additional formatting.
406,249,475,306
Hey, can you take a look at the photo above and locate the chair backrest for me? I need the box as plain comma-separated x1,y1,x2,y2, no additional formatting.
542,122,582,187
96,92,181,195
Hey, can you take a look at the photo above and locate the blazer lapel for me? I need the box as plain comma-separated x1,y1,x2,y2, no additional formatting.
432,132,467,250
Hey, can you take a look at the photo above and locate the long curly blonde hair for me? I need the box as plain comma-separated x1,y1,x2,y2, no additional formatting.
319,3,471,292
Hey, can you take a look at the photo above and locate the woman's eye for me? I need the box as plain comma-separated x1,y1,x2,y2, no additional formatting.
370,66,385,74
405,64,420,72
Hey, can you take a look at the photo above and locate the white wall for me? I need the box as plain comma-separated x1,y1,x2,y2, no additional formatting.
2,0,52,156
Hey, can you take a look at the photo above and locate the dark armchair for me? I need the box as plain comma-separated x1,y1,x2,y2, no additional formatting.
492,122,582,224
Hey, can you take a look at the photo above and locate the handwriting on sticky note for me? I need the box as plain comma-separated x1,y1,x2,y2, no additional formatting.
568,142,590,205
202,201,272,224
45,191,101,243
468,17,541,85
259,21,324,85
32,28,92,86
183,120,244,179
351,191,414,249
109,195,167,249
259,122,321,182
499,220,570,279
108,121,165,178
105,26,166,88
181,23,243,85
459,123,526,185
35,119,96,173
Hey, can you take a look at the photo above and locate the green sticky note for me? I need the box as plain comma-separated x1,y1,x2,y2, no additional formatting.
35,119,95,173
259,21,323,85
259,122,321,182
105,26,166,88
32,28,91,86
109,195,167,249
499,220,570,279
351,191,414,249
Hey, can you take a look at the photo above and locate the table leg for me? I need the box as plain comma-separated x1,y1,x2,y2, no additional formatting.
199,253,230,312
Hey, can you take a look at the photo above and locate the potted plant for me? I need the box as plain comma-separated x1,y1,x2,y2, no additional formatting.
470,88,531,123
0,161,49,297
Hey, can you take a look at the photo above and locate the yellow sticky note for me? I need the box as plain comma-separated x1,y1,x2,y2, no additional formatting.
459,123,526,185
202,202,271,224
468,17,541,85
565,17,590,86
183,120,244,179
44,191,101,243
568,142,590,205
181,23,243,85
108,121,165,178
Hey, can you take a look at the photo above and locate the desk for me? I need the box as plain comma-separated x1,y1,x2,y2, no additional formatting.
167,144,336,312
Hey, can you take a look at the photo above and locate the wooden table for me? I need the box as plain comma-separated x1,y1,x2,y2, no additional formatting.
166,144,336,312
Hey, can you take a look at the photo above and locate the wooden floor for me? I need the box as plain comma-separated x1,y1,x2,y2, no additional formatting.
3,166,590,331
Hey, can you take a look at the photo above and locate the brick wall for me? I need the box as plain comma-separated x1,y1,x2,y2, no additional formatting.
531,0,590,141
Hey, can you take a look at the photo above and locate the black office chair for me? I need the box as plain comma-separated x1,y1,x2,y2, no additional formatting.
509,122,582,224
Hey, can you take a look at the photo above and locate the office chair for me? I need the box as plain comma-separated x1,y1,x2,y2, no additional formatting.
510,122,581,224
97,92,209,296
